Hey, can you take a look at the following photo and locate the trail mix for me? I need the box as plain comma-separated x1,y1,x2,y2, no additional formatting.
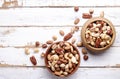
85,20,113,48
46,41,80,77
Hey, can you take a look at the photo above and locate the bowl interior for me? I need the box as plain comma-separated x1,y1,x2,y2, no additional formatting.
81,17,116,53
45,41,80,77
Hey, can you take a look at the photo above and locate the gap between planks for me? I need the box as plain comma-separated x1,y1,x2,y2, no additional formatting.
0,64,120,68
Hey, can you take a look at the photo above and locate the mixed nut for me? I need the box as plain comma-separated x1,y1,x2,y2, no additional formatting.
45,41,80,77
85,20,113,48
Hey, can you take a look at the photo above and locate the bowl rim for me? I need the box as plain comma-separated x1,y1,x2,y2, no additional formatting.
44,41,80,77
81,17,116,52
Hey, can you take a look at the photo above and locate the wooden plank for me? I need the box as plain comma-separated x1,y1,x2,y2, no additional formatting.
0,0,120,8
0,8,119,26
0,27,119,47
0,67,119,79
0,47,120,67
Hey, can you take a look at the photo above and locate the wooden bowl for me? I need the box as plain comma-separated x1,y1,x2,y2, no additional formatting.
81,17,116,53
45,41,80,77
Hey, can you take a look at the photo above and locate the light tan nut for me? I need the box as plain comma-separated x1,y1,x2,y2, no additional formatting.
100,11,104,17
75,54,79,61
52,35,57,41
68,62,72,68
63,72,68,76
41,52,45,58
51,66,55,71
51,54,59,61
71,38,76,44
82,13,92,19
60,63,65,68
54,71,61,76
74,6,79,12
47,54,51,60
74,18,80,25
76,42,83,47
51,44,58,49
89,9,94,14
46,40,53,44
59,30,65,36
25,47,30,55
34,48,39,53
63,33,73,41
30,56,37,65
71,56,77,64
64,53,69,60
82,48,87,54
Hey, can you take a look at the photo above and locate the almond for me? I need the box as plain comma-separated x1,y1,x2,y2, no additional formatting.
30,56,37,65
74,18,80,25
42,44,47,48
95,38,101,48
59,30,65,36
46,40,53,44
63,33,73,41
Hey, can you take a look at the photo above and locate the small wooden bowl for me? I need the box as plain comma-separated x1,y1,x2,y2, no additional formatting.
81,17,116,53
45,41,80,77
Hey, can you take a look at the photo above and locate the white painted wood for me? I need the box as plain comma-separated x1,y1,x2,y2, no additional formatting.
0,67,120,79
0,27,119,46
0,8,119,26
0,0,120,7
0,47,120,67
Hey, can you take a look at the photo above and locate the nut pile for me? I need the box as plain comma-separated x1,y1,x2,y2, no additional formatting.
46,41,80,77
85,20,113,48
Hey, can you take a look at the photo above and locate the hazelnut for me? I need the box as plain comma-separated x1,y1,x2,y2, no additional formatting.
74,6,79,12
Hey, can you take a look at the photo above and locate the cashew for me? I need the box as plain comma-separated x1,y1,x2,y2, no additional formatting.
75,54,79,60
100,41,106,47
71,56,77,64
51,66,55,71
47,54,51,60
63,72,68,75
60,63,65,68
54,71,61,76
51,54,59,61
70,46,73,52
64,53,69,60
68,61,72,68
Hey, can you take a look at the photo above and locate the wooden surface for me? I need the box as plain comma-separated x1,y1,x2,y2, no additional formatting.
0,0,120,79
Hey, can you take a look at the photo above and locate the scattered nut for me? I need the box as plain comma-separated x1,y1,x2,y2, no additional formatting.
89,9,94,14
82,13,92,19
63,33,73,41
46,40,53,44
100,11,104,17
52,35,57,41
25,47,30,55
34,48,39,53
59,30,65,36
74,18,80,25
74,6,79,12
41,52,45,57
82,48,87,54
30,56,37,65
74,26,79,32
35,41,40,47
83,55,88,61
71,38,76,44
42,44,47,48
76,42,82,47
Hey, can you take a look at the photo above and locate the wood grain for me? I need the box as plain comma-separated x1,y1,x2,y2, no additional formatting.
0,0,120,8
0,8,119,26
0,67,120,79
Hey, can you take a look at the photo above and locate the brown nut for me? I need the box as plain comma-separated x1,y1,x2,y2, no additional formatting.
83,55,88,61
82,48,87,54
52,35,57,41
74,6,79,12
76,42,83,47
30,56,37,65
35,41,40,47
42,44,47,48
63,33,73,41
82,13,92,19
89,9,94,14
74,18,80,25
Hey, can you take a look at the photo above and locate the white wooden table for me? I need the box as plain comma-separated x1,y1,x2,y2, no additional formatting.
0,0,120,79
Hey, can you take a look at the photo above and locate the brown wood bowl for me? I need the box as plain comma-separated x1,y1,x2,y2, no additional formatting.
44,41,80,77
81,17,116,53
